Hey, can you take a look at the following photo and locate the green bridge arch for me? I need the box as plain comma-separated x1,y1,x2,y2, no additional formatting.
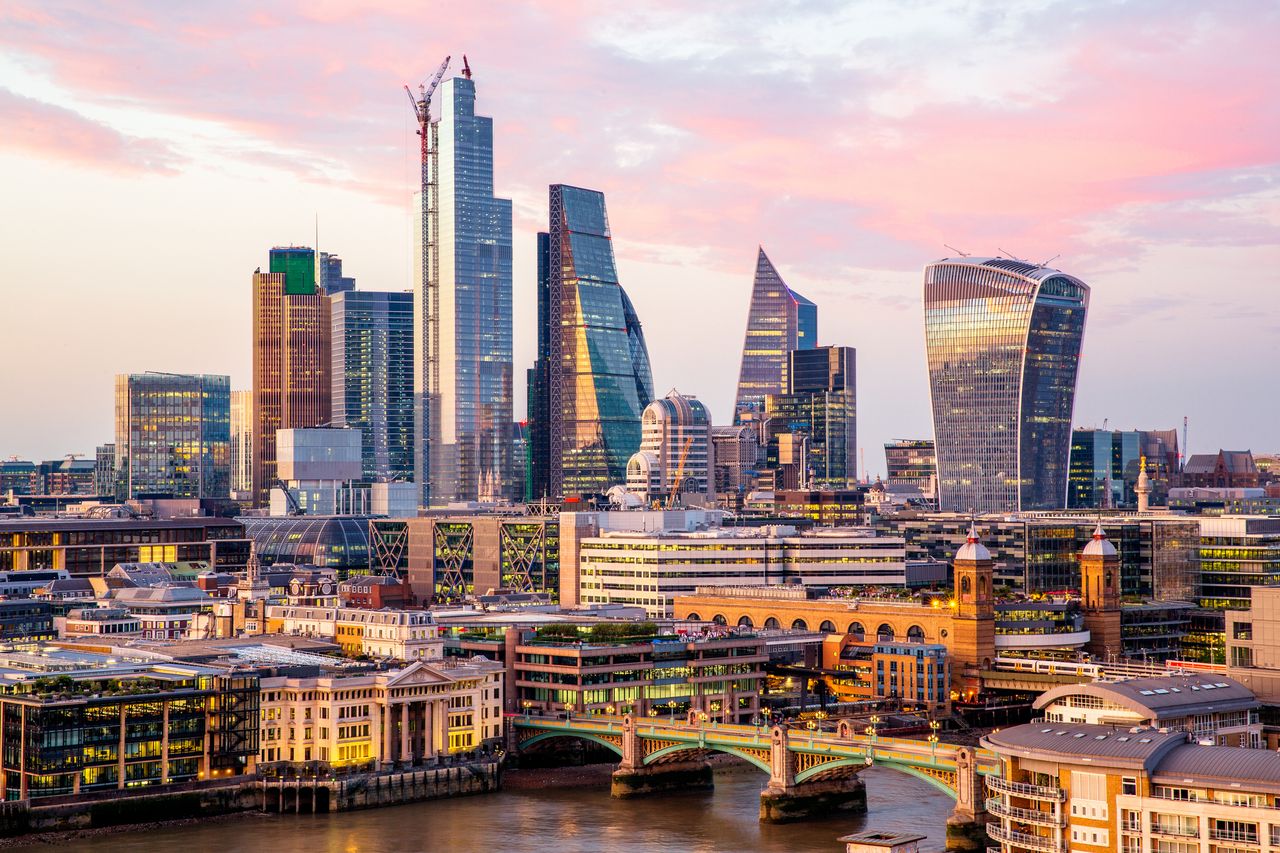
520,730,624,758
792,755,957,797
642,742,773,774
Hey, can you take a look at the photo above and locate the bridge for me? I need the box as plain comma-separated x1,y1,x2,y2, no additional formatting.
513,713,997,850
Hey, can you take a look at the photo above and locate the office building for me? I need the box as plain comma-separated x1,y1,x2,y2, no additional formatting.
0,517,250,577
33,457,97,496
923,257,1089,513
764,346,857,488
710,424,761,499
733,247,816,424
579,526,930,618
331,290,414,483
269,603,442,660
509,626,765,722
413,69,513,507
526,232,552,501
0,647,258,799
1198,516,1280,610
114,373,231,500
258,657,503,768
984,722,1280,853
1067,427,1178,509
822,635,950,709
543,185,654,498
371,513,560,603
252,247,333,506
93,444,116,496
230,390,253,499
238,515,373,577
317,251,355,295
1183,449,1262,488
1227,585,1280,704
626,390,713,504
884,439,935,493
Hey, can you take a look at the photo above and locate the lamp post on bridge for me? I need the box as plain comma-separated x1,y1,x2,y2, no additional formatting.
522,700,533,719
928,719,941,759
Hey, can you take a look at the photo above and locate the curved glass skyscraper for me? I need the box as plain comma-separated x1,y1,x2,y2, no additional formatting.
923,258,1089,513
544,184,655,498
733,248,816,424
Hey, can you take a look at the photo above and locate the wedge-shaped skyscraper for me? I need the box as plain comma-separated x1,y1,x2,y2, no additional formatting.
733,248,816,424
923,257,1090,513
537,184,655,499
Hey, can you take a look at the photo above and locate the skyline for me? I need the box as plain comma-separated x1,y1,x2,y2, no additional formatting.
3,2,1279,474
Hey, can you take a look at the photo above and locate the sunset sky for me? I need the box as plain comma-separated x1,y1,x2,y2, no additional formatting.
2,1,1277,474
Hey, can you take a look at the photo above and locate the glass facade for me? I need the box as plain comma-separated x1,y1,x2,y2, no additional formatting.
331,291,414,482
923,258,1089,513
764,347,857,488
114,373,231,499
252,249,331,506
1068,428,1142,509
547,185,655,498
415,75,514,507
733,248,816,424
885,439,935,485
229,391,252,496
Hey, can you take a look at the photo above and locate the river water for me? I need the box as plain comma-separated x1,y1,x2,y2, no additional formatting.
16,766,952,852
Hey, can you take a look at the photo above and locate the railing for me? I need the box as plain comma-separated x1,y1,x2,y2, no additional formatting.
985,798,1065,826
985,775,1066,802
986,823,1065,853
1209,827,1260,844
1150,822,1199,838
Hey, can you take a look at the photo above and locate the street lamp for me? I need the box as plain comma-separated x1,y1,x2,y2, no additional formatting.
565,702,575,719
928,733,939,758
606,704,615,716
666,700,679,722
522,700,533,718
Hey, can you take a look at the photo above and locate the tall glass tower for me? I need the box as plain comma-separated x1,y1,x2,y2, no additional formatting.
332,290,414,482
115,373,231,499
923,257,1089,513
733,247,816,424
414,72,513,506
546,184,655,498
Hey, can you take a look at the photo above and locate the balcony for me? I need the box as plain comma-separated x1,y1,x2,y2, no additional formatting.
1210,828,1260,845
1150,823,1199,838
985,798,1065,827
987,823,1065,853
986,775,1067,802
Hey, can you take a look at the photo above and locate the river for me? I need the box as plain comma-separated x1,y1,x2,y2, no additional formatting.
14,765,953,852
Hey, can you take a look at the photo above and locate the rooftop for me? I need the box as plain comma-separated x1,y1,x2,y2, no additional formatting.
1033,674,1257,719
983,722,1187,769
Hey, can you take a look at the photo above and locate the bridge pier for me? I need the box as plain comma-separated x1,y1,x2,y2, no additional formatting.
611,760,714,798
758,725,866,823
943,747,988,852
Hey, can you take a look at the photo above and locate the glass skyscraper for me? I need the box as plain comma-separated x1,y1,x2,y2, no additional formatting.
733,247,816,424
543,184,655,498
764,346,856,488
923,257,1089,513
229,390,252,498
114,373,231,499
332,291,414,482
414,73,513,506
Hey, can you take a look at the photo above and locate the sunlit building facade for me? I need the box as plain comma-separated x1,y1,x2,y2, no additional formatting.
733,247,816,424
414,74,514,507
332,291,414,482
114,373,231,499
626,391,713,503
764,346,856,488
545,184,655,498
923,258,1089,513
230,390,253,498
252,247,333,506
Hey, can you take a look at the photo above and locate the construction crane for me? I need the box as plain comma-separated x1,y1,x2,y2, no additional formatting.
405,56,450,493
271,479,304,516
666,437,694,509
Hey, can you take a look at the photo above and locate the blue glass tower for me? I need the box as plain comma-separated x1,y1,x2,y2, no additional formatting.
414,71,513,506
924,257,1090,513
733,247,816,424
546,184,655,498
332,290,415,482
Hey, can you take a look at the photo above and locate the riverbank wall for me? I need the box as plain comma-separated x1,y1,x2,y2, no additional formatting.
0,762,501,838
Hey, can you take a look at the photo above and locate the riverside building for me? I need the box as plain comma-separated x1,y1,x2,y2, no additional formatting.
923,257,1089,513
984,722,1280,853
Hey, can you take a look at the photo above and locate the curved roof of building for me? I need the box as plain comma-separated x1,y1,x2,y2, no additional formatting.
238,516,373,569
1082,523,1117,557
1153,744,1280,794
1032,674,1256,720
955,522,990,562
984,722,1186,769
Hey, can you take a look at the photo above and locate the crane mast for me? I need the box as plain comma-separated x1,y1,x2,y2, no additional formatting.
405,55,450,502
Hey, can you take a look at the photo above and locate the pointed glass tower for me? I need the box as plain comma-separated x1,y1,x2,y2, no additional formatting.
732,248,816,424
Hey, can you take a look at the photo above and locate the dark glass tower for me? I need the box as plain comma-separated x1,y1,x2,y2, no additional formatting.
115,373,231,499
526,232,552,501
545,184,655,498
923,257,1089,513
764,346,857,487
733,247,816,424
331,290,414,482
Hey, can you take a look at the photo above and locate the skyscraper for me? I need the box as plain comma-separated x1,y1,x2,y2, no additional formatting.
626,390,714,503
413,67,513,506
252,247,333,505
114,373,231,499
923,257,1090,513
764,346,857,488
526,232,552,501
332,290,414,482
545,184,655,498
733,247,817,424
229,390,253,498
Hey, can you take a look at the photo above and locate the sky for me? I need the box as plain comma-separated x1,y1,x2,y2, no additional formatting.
1,0,1277,476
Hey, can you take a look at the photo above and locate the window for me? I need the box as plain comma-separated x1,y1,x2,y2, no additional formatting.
1121,776,1137,796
